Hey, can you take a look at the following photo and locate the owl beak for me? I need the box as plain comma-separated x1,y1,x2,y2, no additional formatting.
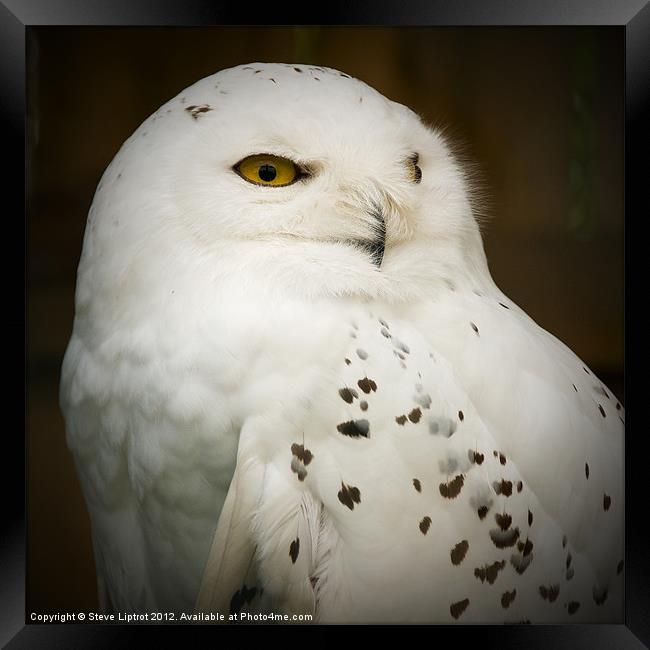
363,203,386,268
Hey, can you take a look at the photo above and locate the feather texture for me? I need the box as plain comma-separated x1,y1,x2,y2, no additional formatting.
60,62,623,624
193,302,623,623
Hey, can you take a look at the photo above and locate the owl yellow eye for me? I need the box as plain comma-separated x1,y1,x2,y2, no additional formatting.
235,154,301,187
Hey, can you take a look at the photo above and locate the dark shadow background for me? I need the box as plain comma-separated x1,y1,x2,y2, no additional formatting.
26,26,624,614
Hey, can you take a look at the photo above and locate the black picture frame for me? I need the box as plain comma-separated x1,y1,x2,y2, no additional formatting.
6,1,649,647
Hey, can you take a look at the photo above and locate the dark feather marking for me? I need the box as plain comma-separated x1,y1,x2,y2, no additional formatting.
539,584,560,602
229,584,258,614
337,420,370,439
493,480,513,497
289,538,300,563
357,377,377,394
451,540,469,565
439,474,465,499
291,443,313,465
393,339,410,354
339,387,358,404
495,512,512,531
567,601,580,615
501,590,517,609
510,552,533,574
450,599,469,619
474,560,506,585
490,527,520,549
337,482,361,510
468,449,485,465
593,587,608,606
185,104,212,120
290,442,313,480
290,457,307,481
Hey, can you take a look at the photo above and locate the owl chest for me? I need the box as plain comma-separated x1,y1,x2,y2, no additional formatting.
99,301,349,498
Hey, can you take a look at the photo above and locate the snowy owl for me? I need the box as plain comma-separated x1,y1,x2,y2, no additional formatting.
60,63,624,624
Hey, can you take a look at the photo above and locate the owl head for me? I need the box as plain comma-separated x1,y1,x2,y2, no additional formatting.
77,63,490,318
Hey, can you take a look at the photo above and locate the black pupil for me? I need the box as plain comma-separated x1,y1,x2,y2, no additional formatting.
258,164,277,182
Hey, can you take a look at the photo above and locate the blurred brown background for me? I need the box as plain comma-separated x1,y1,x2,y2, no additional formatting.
26,26,624,614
